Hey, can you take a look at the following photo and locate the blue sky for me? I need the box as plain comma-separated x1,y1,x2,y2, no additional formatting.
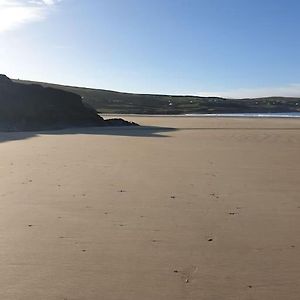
0,0,300,97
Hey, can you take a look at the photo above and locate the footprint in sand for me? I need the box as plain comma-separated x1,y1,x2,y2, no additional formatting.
228,212,238,215
173,266,198,284
209,193,219,199
152,239,161,243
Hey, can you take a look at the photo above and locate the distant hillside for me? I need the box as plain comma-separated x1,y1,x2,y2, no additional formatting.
16,79,300,114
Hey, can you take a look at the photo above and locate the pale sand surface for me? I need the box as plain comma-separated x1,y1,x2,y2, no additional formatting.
0,116,300,300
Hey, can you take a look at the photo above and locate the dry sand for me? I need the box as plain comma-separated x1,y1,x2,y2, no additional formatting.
0,116,299,300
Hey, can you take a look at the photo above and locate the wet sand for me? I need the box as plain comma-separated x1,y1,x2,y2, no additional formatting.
0,116,300,300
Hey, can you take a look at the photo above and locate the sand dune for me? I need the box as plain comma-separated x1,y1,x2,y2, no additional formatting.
0,116,299,300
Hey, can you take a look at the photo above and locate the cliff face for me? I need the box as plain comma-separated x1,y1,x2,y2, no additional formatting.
0,75,117,131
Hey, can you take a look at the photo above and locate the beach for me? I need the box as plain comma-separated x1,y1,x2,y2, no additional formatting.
0,116,299,300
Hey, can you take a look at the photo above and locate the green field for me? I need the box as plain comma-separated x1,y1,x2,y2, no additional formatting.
16,79,300,114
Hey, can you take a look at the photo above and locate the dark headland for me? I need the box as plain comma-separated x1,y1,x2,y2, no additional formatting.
0,75,137,131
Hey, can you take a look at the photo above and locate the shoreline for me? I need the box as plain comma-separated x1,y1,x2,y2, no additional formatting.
102,112,300,118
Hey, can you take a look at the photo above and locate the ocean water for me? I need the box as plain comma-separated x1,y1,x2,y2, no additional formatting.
184,112,300,118
103,112,300,118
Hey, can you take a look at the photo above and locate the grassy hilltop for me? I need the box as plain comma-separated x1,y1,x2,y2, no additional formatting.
16,79,300,115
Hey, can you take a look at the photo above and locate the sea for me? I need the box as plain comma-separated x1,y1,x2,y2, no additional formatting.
184,112,300,118
102,112,300,118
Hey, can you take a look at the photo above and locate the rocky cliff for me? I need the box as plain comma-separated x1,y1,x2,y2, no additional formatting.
0,75,136,131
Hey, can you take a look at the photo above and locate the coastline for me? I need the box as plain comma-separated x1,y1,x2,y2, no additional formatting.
103,112,300,118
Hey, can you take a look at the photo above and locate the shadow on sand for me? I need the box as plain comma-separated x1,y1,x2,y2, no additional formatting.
1,126,300,144
0,126,178,143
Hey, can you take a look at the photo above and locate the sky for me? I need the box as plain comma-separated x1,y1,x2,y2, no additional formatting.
0,0,300,98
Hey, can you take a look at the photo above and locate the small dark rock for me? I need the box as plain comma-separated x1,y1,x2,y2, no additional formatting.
104,118,138,127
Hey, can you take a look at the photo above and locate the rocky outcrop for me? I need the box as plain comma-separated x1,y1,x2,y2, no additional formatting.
0,75,137,131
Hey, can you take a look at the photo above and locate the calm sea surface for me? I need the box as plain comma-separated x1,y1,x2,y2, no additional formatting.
103,113,300,118
184,113,300,118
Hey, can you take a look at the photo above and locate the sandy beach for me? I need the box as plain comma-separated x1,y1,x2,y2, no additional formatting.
0,116,299,300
